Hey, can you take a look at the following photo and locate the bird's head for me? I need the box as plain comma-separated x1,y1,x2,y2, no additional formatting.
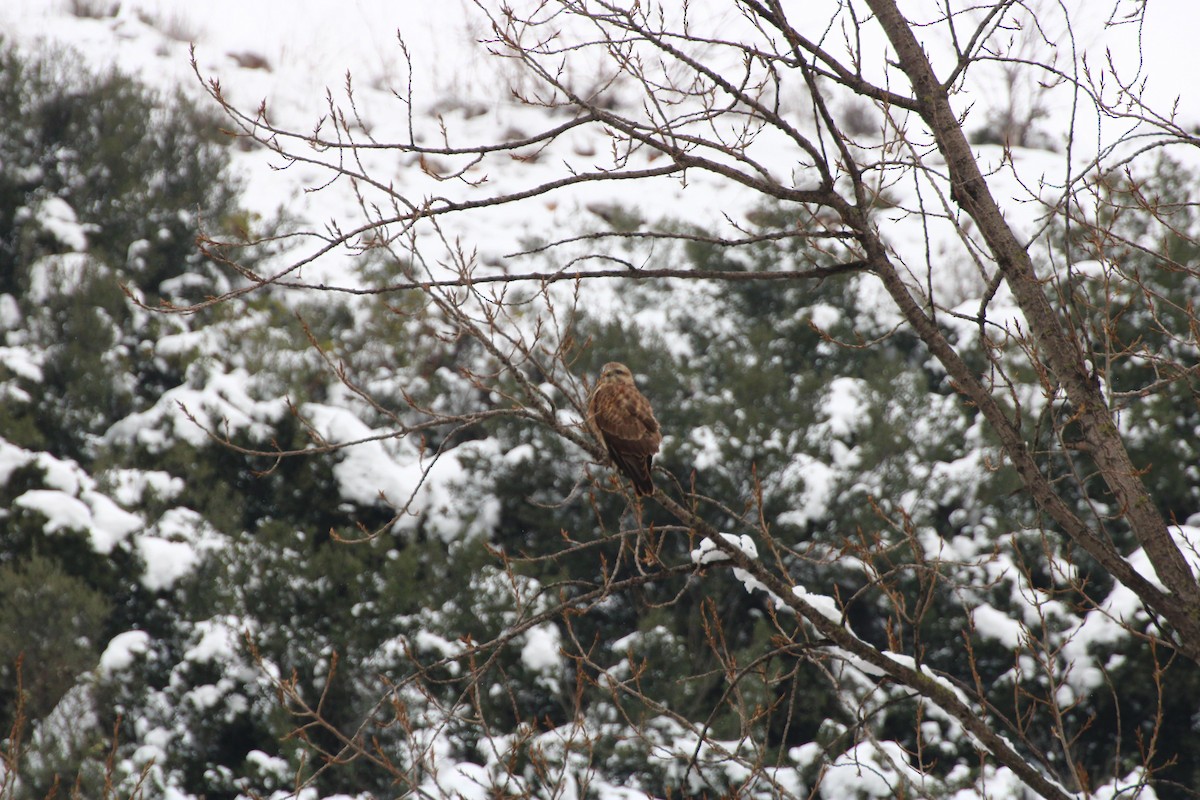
600,362,635,386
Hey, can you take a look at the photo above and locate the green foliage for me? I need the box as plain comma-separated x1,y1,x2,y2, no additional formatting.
0,553,111,721
1066,158,1200,523
147,417,354,537
467,202,1156,791
3,25,1200,797
0,42,240,298
0,41,261,461
21,257,133,456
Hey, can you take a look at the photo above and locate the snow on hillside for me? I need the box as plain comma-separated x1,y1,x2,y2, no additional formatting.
4,0,1198,297
1,1,753,288
3,0,1198,585
0,0,1193,633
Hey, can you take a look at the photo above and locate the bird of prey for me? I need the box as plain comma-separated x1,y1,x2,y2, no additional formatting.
587,362,662,495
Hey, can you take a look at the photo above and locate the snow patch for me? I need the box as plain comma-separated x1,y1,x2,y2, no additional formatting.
414,630,465,661
13,487,142,553
304,403,500,541
106,364,289,451
775,454,836,528
690,532,757,565
820,377,868,440
0,294,19,330
139,507,226,590
821,740,927,799
184,617,245,664
972,603,1025,649
104,468,186,507
521,624,562,671
27,252,105,303
792,584,843,624
33,195,90,252
99,630,153,677
0,344,42,383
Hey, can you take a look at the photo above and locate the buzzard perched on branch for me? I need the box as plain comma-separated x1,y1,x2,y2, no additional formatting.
588,362,662,495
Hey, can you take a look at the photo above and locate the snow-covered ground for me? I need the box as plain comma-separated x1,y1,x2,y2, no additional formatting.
6,0,1199,292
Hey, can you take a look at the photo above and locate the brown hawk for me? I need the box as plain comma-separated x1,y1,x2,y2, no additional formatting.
587,362,662,495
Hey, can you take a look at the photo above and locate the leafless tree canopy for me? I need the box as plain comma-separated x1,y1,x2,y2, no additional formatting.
172,1,1200,797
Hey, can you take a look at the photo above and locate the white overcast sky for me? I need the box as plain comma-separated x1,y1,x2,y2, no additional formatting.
1139,0,1200,121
